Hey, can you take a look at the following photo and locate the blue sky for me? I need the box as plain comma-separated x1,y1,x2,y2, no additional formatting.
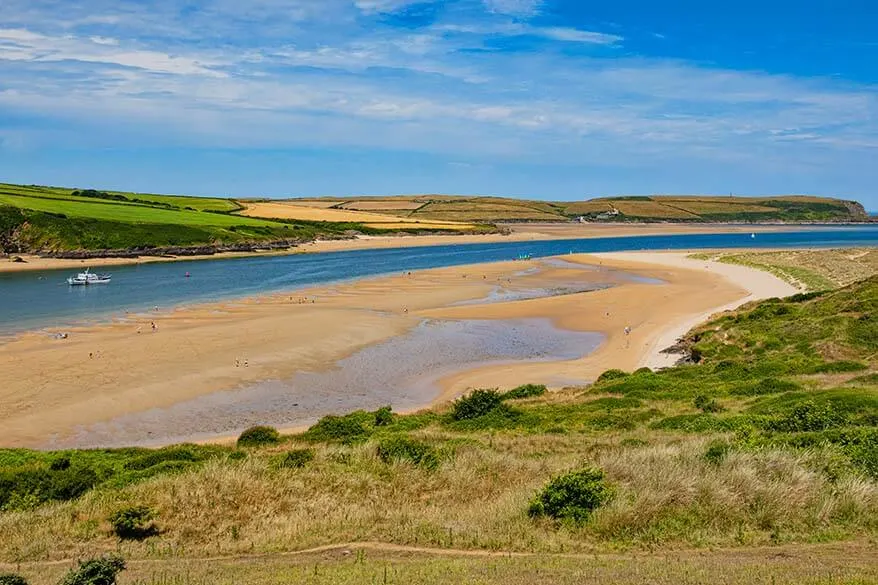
0,0,876,207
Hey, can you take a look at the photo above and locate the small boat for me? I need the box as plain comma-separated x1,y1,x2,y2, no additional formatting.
67,268,111,286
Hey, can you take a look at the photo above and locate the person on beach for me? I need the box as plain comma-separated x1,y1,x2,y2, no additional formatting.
151,321,157,332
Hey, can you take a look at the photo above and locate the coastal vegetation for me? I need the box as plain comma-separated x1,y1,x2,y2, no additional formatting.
0,183,492,256
691,248,878,291
0,273,875,584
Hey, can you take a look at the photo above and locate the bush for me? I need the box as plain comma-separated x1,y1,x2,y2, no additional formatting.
59,554,126,585
769,401,848,432
732,377,800,396
109,505,157,540
0,465,99,510
703,440,731,465
277,449,315,469
50,456,71,471
377,436,441,470
596,369,628,383
373,406,394,427
237,426,281,448
694,394,724,413
0,573,28,585
123,445,204,470
502,384,547,400
305,412,371,444
451,389,504,421
528,467,614,523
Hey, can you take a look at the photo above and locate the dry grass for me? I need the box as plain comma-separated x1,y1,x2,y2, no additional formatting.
699,249,878,291
1,435,874,564
9,541,877,585
269,199,344,209
613,202,697,219
666,201,777,214
338,201,425,211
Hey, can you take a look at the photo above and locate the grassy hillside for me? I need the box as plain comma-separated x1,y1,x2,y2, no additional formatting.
0,184,487,255
282,194,869,223
693,248,878,292
1,276,875,584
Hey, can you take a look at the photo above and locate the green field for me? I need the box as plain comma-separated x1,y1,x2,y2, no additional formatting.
0,184,484,254
1,266,875,584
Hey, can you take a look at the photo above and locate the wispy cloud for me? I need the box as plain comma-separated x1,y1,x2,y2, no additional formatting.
0,0,875,199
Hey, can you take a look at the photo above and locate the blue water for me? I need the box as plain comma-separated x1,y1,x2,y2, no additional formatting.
2,227,877,334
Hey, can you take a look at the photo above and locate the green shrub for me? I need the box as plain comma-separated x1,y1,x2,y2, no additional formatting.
373,406,394,427
528,468,614,523
305,412,371,444
0,573,28,585
502,384,547,400
377,436,441,470
277,449,315,470
596,369,628,383
59,554,126,585
123,445,204,470
694,394,724,413
0,464,99,510
703,440,731,465
236,426,281,448
50,456,71,471
732,377,800,396
769,401,848,432
109,505,157,540
809,361,868,374
451,389,504,421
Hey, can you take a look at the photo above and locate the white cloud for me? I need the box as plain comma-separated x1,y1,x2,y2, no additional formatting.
483,0,543,17
536,27,622,44
0,0,875,198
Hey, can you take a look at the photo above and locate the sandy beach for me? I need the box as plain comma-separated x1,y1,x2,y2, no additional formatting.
0,222,804,274
0,249,797,448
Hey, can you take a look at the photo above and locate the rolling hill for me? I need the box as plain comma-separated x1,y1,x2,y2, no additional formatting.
0,182,869,255
273,194,869,223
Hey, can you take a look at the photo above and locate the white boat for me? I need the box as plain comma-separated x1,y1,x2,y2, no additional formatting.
66,268,111,286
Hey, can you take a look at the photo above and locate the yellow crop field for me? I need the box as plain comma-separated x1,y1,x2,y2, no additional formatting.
562,202,614,214
613,201,697,219
339,201,425,211
279,199,345,208
239,202,474,229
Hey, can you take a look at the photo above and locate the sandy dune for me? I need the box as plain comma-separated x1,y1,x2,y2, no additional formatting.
0,250,796,448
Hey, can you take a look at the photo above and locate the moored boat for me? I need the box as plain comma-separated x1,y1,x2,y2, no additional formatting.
66,268,111,286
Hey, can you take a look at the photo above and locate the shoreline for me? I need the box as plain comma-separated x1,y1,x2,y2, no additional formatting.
0,248,798,449
0,222,823,274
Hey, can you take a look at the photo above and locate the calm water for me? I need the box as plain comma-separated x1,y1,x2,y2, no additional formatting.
2,227,878,334
56,318,603,448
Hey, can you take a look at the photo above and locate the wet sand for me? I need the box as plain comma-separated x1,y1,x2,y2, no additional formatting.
0,251,795,448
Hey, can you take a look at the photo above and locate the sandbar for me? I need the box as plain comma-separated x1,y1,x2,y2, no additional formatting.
0,250,797,448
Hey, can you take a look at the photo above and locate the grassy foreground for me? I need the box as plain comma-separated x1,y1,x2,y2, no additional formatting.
0,270,876,583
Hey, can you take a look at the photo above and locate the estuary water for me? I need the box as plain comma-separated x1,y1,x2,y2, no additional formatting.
2,227,877,334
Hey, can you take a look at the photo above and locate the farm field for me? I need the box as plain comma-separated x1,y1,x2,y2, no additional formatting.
0,184,486,254
273,194,869,223
238,201,477,230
